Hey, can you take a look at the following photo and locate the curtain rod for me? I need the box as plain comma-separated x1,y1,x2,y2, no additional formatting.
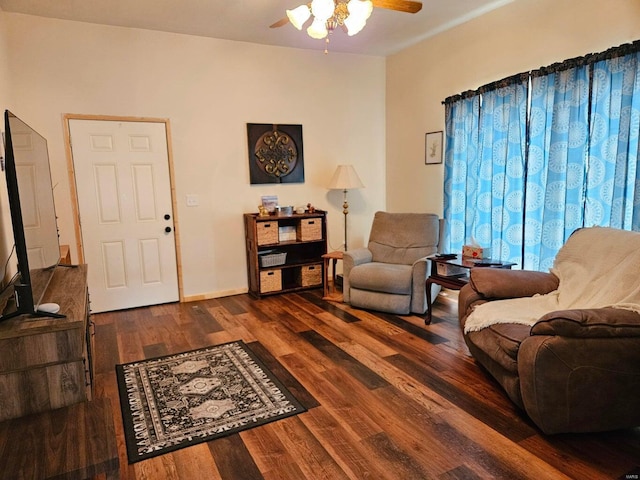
443,39,640,105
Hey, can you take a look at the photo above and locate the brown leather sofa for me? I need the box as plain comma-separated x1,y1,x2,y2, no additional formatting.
459,267,640,434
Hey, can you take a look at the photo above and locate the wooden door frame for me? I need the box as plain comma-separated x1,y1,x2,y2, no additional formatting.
62,113,184,303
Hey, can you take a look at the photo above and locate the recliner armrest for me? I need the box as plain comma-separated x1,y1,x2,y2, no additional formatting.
343,248,372,269
469,269,559,299
531,307,640,338
342,248,372,304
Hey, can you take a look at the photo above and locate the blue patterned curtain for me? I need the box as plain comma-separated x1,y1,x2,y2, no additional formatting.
524,66,590,270
443,41,640,272
585,52,640,230
443,95,480,253
475,81,528,265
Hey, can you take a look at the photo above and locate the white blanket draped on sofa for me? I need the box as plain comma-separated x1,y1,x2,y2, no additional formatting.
464,227,640,333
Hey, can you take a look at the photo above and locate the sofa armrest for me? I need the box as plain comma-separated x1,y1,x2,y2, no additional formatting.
519,334,640,433
458,285,486,326
459,270,559,332
531,308,640,338
469,269,559,299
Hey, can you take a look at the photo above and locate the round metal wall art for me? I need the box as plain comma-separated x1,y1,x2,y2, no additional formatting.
255,129,297,178
247,123,305,184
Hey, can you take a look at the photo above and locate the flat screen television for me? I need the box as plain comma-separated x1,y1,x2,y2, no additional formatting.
1,110,63,320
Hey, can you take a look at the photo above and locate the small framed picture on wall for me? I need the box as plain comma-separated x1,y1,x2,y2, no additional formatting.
425,131,443,165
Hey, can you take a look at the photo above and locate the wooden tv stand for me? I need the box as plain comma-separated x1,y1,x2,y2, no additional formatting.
0,265,120,478
0,264,93,421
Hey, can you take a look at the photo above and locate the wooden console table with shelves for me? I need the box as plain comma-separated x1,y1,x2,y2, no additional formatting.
244,211,328,297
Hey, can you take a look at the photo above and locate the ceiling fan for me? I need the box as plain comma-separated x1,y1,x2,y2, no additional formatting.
271,0,422,52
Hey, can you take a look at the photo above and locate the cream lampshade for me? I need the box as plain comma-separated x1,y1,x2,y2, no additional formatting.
327,165,364,251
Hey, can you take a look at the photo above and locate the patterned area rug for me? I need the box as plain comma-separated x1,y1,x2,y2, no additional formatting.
116,341,306,463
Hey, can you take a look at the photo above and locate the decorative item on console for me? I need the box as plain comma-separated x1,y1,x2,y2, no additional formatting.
275,205,294,216
258,205,270,217
261,195,278,213
259,197,315,217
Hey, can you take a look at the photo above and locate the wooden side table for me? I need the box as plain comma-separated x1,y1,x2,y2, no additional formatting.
322,251,343,301
426,255,516,324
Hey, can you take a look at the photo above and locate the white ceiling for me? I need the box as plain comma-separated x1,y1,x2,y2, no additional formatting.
0,0,515,56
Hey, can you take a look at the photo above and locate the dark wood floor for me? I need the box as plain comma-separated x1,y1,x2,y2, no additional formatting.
93,289,640,480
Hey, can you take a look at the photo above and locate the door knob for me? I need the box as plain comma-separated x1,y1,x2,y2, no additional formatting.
164,214,171,220
165,226,172,233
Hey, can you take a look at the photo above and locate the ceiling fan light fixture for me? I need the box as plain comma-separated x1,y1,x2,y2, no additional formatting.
274,0,422,52
286,5,311,30
307,17,329,39
344,16,366,36
345,0,373,36
348,0,373,20
310,0,335,22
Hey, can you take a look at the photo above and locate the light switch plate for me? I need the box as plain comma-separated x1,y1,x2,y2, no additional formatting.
186,194,199,207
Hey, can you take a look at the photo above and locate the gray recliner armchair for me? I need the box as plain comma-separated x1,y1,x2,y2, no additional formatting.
343,211,441,315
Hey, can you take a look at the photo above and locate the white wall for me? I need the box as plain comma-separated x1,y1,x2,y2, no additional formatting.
386,0,640,215
0,9,9,115
0,9,15,285
2,13,386,300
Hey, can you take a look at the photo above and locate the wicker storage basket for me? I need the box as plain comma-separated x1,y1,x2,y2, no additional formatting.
297,218,322,241
299,264,322,287
259,251,287,267
257,221,278,245
260,269,282,293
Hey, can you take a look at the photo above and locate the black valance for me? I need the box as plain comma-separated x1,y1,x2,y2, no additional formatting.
442,89,479,105
443,39,640,104
477,72,529,94
588,39,640,64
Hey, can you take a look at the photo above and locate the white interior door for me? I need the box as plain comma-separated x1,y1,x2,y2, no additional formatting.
69,119,179,313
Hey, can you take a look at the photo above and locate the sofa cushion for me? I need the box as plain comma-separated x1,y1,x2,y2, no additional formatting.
466,323,531,374
349,262,412,295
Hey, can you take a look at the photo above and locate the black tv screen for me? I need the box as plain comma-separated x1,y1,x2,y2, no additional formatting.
2,110,61,318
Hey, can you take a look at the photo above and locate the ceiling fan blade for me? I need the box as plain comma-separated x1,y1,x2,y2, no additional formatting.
270,17,290,28
372,0,422,14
